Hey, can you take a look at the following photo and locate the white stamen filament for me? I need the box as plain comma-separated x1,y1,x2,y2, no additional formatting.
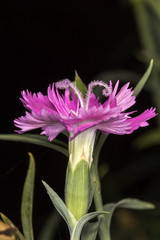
85,80,111,110
69,82,85,108
55,79,71,89
55,79,85,108
70,110,78,116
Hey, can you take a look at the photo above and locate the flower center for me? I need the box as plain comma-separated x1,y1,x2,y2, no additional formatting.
55,79,111,110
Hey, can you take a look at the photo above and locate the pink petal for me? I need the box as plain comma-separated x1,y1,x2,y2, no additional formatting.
41,124,66,141
21,90,56,114
128,107,157,131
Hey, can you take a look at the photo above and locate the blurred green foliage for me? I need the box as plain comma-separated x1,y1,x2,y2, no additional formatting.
96,0,160,239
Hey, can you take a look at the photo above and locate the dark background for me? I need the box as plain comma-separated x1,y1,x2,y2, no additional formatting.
0,1,159,239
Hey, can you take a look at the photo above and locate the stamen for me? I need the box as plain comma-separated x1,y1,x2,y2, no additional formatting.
55,79,85,108
102,88,111,97
85,80,111,110
71,110,78,116
55,79,70,89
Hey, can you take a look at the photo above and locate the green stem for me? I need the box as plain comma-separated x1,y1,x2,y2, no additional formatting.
90,163,109,240
90,133,109,240
92,164,103,212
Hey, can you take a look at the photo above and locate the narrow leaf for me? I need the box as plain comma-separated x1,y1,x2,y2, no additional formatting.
103,198,155,240
74,71,87,98
42,181,77,235
0,134,68,157
71,211,109,240
0,213,24,240
81,221,101,240
21,153,35,240
134,59,153,97
116,198,155,210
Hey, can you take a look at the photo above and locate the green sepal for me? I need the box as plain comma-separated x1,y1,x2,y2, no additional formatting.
0,212,25,240
74,71,87,98
103,198,155,240
65,160,89,220
21,152,35,240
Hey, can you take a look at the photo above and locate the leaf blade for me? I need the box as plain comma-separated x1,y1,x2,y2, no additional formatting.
0,134,68,157
103,198,155,240
81,221,101,240
21,153,35,240
71,211,109,240
42,181,77,235
134,59,153,97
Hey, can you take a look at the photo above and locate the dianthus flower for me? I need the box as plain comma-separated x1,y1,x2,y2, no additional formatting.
14,79,156,142
14,79,157,220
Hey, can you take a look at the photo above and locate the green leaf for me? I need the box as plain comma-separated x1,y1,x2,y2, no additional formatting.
103,198,155,240
0,134,68,157
21,152,35,240
134,59,153,97
74,71,87,98
115,198,155,209
133,129,160,149
0,213,25,240
81,221,101,240
42,181,77,235
71,211,109,240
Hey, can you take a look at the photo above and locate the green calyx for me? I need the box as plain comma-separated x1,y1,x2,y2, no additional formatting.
65,160,90,220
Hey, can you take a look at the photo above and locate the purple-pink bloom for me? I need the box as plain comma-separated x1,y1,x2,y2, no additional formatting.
14,79,157,141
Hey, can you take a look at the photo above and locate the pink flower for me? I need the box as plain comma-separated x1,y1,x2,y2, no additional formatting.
14,79,157,141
